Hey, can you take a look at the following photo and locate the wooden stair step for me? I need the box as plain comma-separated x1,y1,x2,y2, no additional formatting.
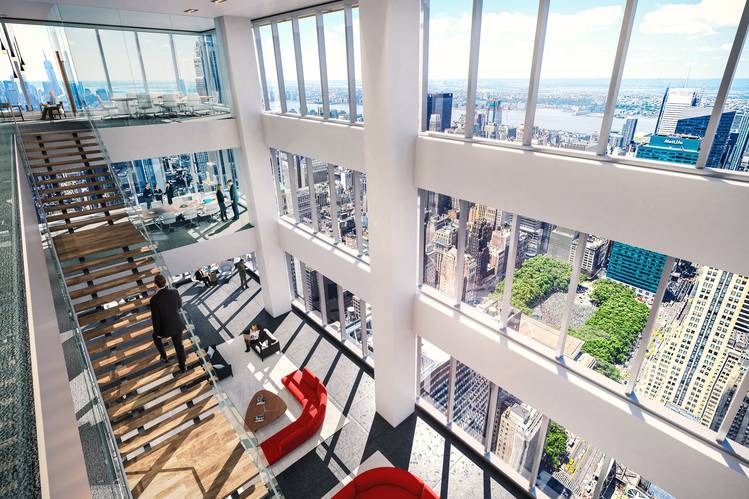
73,281,156,313
29,156,105,168
26,149,103,161
87,323,153,357
70,268,158,299
100,351,200,402
23,142,98,153
91,323,174,371
48,213,129,233
83,310,151,343
37,179,114,195
44,197,122,214
118,395,218,456
54,222,145,261
108,366,207,420
62,246,153,275
35,171,111,185
21,128,92,136
77,297,151,327
96,340,193,386
66,256,154,286
40,187,120,204
23,135,96,144
112,380,212,438
33,164,110,177
47,204,127,224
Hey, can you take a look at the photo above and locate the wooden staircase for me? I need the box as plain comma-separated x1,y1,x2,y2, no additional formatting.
21,128,268,499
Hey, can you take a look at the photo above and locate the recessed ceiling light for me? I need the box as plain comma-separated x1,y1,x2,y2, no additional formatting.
184,8,199,13
211,0,227,4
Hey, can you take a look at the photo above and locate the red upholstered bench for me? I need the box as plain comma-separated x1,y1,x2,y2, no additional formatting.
332,467,439,499
260,368,327,465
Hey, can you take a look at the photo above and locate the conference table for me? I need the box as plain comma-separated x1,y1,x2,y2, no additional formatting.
139,195,217,230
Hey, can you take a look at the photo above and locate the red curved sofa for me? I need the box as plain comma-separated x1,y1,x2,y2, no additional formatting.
260,368,327,465
332,467,439,499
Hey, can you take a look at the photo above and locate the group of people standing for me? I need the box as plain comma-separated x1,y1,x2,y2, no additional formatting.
142,180,240,221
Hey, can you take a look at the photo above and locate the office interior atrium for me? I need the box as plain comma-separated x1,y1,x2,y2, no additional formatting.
0,0,748,498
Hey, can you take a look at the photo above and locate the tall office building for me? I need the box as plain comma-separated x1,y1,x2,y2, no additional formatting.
569,235,610,277
494,400,543,473
518,217,552,258
547,226,577,261
675,109,742,168
621,117,638,147
725,112,749,171
606,242,668,300
655,88,700,135
635,135,700,165
487,98,502,125
425,92,453,132
640,268,749,428
43,53,62,96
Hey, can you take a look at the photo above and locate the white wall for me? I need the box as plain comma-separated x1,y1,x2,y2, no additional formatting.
262,114,365,172
159,228,258,275
414,294,749,499
416,136,749,276
277,219,371,301
100,119,241,163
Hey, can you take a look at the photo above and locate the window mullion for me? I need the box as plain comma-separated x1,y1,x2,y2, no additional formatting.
95,29,113,97
327,164,342,243
522,0,550,146
464,0,483,139
446,357,457,424
696,1,749,168
420,0,430,132
358,297,368,358
337,284,346,342
133,31,150,93
271,22,287,113
483,382,498,452
305,157,319,230
169,33,181,92
287,152,300,218
270,148,284,214
500,214,520,327
454,199,469,305
556,232,588,359
316,13,330,119
596,0,638,156
592,455,614,499
291,17,308,116
344,3,357,123
253,26,271,111
626,256,675,395
352,170,364,254
527,414,550,492
317,271,327,324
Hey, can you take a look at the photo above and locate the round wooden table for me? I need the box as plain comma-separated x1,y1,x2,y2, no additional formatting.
244,389,287,432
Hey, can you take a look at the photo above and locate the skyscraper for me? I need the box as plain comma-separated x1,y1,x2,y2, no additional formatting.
493,400,542,473
724,112,749,171
487,98,502,126
640,267,749,428
621,117,638,148
675,109,741,168
635,135,700,165
425,92,453,132
43,53,62,96
655,88,700,135
606,242,668,300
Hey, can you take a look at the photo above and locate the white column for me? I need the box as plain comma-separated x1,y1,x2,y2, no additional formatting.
360,0,420,426
215,16,291,317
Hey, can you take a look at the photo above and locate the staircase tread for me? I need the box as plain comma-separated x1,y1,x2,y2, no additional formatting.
54,222,146,261
38,179,114,195
33,164,110,177
70,267,159,299
96,340,193,387
99,351,200,401
26,149,103,161
63,246,153,276
47,204,127,224
23,142,98,153
87,323,153,357
23,135,96,144
41,188,120,204
44,197,122,213
35,172,111,185
66,256,154,286
28,156,105,168
91,324,172,371
49,213,129,233
21,128,92,136
77,297,151,327
73,281,156,313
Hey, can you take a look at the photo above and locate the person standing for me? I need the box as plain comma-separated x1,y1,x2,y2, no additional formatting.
150,274,187,372
153,184,164,205
165,181,174,205
216,184,228,221
228,179,239,221
235,258,248,289
143,183,153,209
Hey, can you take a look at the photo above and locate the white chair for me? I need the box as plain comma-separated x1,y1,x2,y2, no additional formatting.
202,202,220,221
182,207,198,227
96,95,117,118
160,93,180,116
160,212,178,232
218,259,234,282
136,93,159,118
185,94,206,116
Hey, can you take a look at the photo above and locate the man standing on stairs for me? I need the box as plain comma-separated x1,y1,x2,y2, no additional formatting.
150,274,187,373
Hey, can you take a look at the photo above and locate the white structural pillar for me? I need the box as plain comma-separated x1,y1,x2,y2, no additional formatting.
215,16,291,317
360,0,420,427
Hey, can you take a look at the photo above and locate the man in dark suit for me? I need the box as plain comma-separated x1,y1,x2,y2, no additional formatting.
228,179,239,221
150,274,187,372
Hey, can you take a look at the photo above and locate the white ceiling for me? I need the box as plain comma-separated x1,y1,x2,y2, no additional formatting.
1,0,322,31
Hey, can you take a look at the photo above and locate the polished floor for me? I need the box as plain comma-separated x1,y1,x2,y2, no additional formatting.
181,270,530,499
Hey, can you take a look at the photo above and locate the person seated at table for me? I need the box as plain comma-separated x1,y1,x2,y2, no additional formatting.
216,184,228,222
153,184,164,204
143,183,154,209
165,181,175,205
243,324,260,352
194,267,212,287
40,91,59,120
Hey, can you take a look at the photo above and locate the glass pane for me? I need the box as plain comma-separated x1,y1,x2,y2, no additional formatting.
419,339,451,417
352,6,363,122
532,1,625,152
357,172,369,255
137,32,178,93
258,25,281,112
277,21,299,114
99,29,145,94
9,23,67,110
312,160,333,238
600,462,677,499
474,0,537,142
453,362,490,442
323,9,349,120
426,0,472,131
342,290,370,354
333,166,358,251
173,34,207,97
610,0,744,166
64,27,110,110
298,15,323,116
296,156,313,227
0,54,25,107
421,191,459,297
490,385,543,481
